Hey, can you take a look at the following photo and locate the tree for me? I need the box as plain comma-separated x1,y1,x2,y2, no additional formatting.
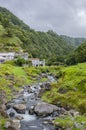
15,57,26,66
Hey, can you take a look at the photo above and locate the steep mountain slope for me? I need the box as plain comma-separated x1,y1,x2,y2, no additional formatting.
60,35,86,47
66,42,86,65
0,7,73,61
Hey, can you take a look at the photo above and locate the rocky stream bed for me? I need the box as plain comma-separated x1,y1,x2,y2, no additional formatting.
4,75,81,130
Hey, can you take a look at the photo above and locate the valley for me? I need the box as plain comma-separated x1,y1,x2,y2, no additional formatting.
0,6,86,130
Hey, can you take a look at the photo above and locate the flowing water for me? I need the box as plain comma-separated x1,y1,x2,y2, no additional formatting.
6,75,57,130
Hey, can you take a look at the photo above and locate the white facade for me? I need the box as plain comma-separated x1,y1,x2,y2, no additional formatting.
15,53,28,60
0,52,15,63
29,58,45,67
0,52,29,63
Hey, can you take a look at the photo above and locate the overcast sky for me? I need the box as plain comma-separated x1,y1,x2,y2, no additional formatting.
0,0,86,37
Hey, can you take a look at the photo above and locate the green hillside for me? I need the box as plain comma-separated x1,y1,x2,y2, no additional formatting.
66,42,86,65
0,7,73,63
42,63,86,113
60,35,86,47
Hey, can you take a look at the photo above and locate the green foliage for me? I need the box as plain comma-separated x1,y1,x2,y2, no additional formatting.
42,63,86,113
0,7,74,64
15,57,26,66
0,115,7,130
66,42,86,65
54,115,86,129
60,35,86,47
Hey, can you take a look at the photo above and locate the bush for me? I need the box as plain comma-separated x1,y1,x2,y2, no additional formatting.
15,58,26,66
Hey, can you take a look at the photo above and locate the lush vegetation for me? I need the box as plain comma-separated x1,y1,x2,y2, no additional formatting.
0,64,61,128
0,7,86,65
0,6,86,130
0,7,75,65
60,35,86,47
0,64,61,101
42,63,86,113
66,42,86,65
54,115,86,129
42,63,86,129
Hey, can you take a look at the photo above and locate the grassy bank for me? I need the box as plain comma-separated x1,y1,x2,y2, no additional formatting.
0,64,61,100
42,63,86,113
42,63,86,129
0,64,61,129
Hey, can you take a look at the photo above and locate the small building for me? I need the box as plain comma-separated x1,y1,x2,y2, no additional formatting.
0,52,15,63
15,52,28,60
0,52,29,64
29,58,45,67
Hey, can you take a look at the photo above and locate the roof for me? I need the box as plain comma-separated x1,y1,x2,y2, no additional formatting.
0,52,15,56
29,58,39,61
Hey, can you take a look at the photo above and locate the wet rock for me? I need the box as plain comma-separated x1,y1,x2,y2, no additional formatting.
9,112,15,118
60,108,67,115
29,106,34,115
18,89,24,94
13,104,26,114
34,102,59,116
40,83,51,91
39,83,51,97
16,115,24,120
0,104,8,117
4,121,11,128
52,111,59,117
4,119,21,130
69,109,79,117
6,101,15,109
12,119,21,128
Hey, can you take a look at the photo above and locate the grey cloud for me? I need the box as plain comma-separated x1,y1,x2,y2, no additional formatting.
0,0,86,37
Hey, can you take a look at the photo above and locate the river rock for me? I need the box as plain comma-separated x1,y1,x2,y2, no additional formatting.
40,83,51,91
4,119,21,130
15,115,24,120
12,119,21,128
4,121,11,128
0,104,8,117
13,104,26,114
29,105,34,115
34,102,59,116
9,112,15,118
6,101,15,109
69,109,79,117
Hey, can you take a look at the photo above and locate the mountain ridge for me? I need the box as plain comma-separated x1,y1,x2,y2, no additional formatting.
60,35,86,47
0,6,85,65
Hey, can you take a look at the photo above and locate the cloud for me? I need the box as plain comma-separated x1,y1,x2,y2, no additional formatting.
0,0,86,37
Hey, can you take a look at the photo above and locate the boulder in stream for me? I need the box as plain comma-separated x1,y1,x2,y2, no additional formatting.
13,104,26,114
4,119,21,130
34,102,59,116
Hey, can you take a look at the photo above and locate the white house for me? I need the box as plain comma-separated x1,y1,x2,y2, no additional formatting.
15,52,28,60
29,58,45,67
0,52,29,63
0,52,15,63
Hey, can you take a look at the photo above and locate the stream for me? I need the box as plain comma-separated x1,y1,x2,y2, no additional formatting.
6,75,68,130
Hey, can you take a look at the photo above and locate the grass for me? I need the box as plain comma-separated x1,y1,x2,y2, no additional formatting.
0,115,7,130
54,115,86,129
42,63,86,114
1,63,86,129
0,64,61,129
0,64,61,101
